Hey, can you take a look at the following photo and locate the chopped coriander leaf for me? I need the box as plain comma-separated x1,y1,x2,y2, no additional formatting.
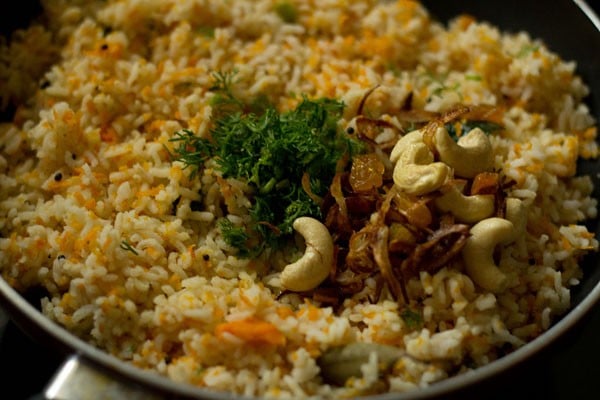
444,120,503,141
400,308,423,329
120,240,138,255
465,73,482,81
385,62,402,77
197,25,215,37
431,82,462,100
463,120,503,134
274,1,298,24
421,70,464,101
517,44,540,58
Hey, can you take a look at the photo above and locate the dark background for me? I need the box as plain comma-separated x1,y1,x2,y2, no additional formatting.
1,1,600,399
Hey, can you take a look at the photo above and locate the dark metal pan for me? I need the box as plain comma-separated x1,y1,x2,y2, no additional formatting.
1,1,599,399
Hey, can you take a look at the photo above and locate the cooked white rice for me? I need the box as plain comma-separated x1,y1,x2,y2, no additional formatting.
0,1,598,398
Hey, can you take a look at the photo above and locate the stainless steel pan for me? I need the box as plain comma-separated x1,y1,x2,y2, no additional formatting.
1,1,599,399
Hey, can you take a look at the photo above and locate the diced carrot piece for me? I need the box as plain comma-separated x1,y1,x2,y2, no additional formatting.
215,318,286,346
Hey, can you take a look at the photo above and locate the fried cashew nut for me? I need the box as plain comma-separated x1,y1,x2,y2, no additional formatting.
434,182,495,223
434,126,493,178
280,217,334,292
462,217,516,293
393,142,450,196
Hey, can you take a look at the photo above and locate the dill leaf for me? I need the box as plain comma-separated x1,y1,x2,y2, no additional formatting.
170,73,363,254
211,96,356,247
168,129,215,179
218,218,251,257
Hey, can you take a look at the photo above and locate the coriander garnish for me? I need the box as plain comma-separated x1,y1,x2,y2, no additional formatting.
169,72,363,254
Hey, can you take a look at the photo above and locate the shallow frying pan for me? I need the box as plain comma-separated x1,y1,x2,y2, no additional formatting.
1,1,599,399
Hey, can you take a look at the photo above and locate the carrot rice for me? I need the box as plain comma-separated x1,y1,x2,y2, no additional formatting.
0,1,598,398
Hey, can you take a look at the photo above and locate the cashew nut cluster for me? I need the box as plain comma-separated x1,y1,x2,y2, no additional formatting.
389,125,526,294
462,217,516,293
280,217,334,292
390,125,494,196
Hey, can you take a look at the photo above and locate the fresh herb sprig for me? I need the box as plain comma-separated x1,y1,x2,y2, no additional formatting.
169,71,363,254
168,130,214,179
218,218,251,257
